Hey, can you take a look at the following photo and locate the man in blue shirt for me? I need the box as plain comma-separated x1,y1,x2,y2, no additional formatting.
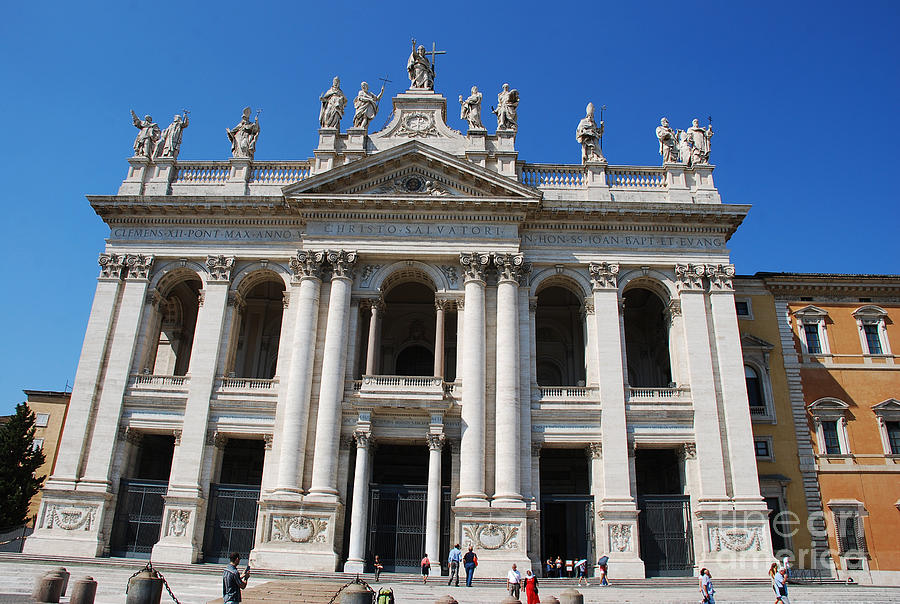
773,567,790,603
223,552,250,603
447,543,462,586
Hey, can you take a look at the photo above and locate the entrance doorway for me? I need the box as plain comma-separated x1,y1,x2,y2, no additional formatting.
540,449,593,574
364,444,450,573
635,449,693,576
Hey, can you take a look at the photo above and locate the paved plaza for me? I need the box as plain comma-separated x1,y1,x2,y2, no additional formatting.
1,556,899,604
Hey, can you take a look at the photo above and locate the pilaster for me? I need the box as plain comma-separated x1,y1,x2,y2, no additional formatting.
225,158,251,195
152,255,233,563
145,157,176,195
118,157,151,195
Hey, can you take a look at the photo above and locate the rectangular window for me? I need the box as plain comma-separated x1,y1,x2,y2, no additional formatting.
836,514,867,554
886,421,900,455
35,413,50,428
754,439,771,458
735,300,750,316
32,438,44,451
863,324,883,354
822,420,842,454
804,324,822,353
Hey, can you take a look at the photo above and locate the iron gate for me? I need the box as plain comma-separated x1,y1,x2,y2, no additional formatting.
110,479,167,558
638,495,694,576
203,484,260,563
367,484,427,572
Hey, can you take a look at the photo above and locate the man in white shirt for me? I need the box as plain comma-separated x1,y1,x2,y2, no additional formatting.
506,563,522,600
773,567,790,603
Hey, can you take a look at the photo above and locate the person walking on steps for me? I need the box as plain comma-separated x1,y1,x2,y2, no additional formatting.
463,545,478,587
223,552,250,603
524,568,540,604
373,555,383,582
597,555,609,586
507,563,522,600
447,543,462,586
773,565,790,603
575,558,588,586
421,553,431,583
699,568,716,604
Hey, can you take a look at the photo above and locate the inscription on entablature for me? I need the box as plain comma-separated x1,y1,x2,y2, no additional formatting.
523,231,725,250
110,227,303,243
308,221,516,239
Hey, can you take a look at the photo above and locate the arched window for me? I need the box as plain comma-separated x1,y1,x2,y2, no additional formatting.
534,285,586,386
148,276,202,376
745,365,764,411
623,287,671,388
232,279,285,379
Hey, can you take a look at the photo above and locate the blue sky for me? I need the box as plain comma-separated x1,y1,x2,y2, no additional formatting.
1,0,898,413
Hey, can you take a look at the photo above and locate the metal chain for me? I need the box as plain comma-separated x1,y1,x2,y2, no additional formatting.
124,561,183,604
326,574,375,604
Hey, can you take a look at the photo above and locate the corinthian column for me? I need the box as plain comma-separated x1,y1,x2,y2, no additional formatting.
456,251,490,505
308,250,358,501
344,431,373,573
364,298,384,375
434,299,448,378
424,433,444,571
493,253,529,506
273,250,325,496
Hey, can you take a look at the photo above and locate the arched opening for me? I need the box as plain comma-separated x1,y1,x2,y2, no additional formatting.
623,287,672,388
535,285,586,386
378,281,437,376
232,279,285,379
745,365,764,412
149,277,202,376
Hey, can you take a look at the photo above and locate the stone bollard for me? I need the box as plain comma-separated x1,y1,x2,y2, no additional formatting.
50,567,70,596
543,597,559,604
125,568,164,604
558,588,584,604
500,597,520,604
70,576,98,604
340,582,374,604
434,596,458,604
31,570,65,603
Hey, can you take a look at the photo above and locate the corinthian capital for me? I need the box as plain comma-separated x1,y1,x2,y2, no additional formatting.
124,254,154,280
493,253,531,285
426,433,445,451
705,263,735,291
98,253,125,280
290,250,325,282
326,250,358,279
459,252,491,282
674,263,705,291
206,255,236,282
589,261,619,290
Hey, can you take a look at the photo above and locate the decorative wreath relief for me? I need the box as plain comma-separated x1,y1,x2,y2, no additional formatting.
463,522,519,550
709,526,762,552
272,516,328,543
46,505,97,531
167,509,191,537
609,524,632,552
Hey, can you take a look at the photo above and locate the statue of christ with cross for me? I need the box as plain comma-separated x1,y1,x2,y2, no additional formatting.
407,38,445,90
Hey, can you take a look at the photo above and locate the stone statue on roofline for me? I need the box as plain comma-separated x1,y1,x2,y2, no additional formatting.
656,117,679,164
353,81,385,130
155,111,189,160
130,111,160,159
492,83,519,131
319,76,347,129
576,102,605,163
226,107,260,160
459,86,484,131
407,44,435,90
687,118,713,165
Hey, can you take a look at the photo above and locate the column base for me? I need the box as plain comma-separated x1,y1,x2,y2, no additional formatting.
454,494,488,507
596,502,645,578
343,559,366,573
250,499,344,572
150,495,206,564
692,503,774,578
23,488,113,558
491,496,526,509
453,505,535,577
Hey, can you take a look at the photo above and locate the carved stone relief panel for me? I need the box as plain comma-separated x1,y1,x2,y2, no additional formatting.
461,522,520,551
166,509,191,538
608,523,633,552
269,515,329,544
708,526,763,552
43,504,98,531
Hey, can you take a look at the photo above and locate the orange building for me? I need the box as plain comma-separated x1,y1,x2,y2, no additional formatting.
22,390,70,521
760,273,900,585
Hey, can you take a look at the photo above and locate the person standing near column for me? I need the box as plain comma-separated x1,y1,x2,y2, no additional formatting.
447,543,462,587
463,545,477,587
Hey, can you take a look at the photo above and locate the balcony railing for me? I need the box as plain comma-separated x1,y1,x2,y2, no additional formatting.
350,375,452,403
215,377,278,390
626,386,690,401
173,161,230,184
535,385,599,403
129,374,189,388
521,164,587,189
749,405,770,416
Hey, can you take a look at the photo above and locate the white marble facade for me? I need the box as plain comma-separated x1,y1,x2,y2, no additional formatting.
25,78,771,578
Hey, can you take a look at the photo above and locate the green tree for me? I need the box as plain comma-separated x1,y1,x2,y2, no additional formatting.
0,403,46,529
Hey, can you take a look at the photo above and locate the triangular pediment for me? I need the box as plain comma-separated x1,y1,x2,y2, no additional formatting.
741,334,774,351
283,141,541,201
873,398,900,414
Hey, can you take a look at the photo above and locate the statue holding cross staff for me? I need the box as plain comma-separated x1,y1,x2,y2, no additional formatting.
407,38,445,90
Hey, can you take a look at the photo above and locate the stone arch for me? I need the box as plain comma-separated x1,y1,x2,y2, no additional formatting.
150,260,208,294
369,261,448,294
144,263,205,376
621,273,673,388
530,267,591,299
618,269,677,301
232,262,291,293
